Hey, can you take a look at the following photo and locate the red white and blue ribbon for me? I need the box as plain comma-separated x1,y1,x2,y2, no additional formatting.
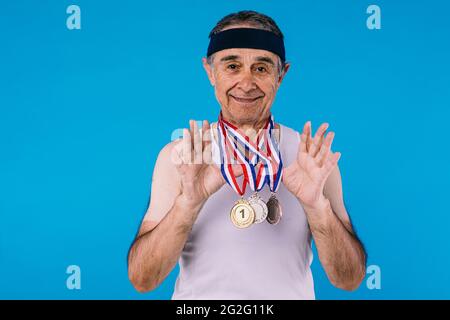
217,113,283,195
266,116,283,193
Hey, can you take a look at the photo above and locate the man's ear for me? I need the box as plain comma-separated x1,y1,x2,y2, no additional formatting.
277,62,290,86
202,57,215,86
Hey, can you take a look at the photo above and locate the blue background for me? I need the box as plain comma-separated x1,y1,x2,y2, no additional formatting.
1,0,449,299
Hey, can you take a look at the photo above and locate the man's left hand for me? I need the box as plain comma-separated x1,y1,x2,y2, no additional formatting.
282,121,341,211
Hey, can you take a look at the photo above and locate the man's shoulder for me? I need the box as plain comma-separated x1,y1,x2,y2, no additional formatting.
155,139,180,169
279,122,300,142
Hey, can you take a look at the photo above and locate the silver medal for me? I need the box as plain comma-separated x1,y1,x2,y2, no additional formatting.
248,193,268,224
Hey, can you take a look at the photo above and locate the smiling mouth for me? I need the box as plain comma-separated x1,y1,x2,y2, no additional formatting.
230,95,263,104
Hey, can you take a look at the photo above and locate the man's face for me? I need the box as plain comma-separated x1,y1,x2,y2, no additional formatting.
203,47,289,127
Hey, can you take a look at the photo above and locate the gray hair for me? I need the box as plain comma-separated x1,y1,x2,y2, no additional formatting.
206,10,286,76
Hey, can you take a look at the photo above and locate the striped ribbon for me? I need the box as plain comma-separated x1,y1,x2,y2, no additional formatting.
217,113,283,196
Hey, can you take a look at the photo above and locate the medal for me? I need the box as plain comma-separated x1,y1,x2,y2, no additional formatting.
262,117,284,225
230,198,255,228
217,112,283,228
248,193,268,224
266,193,282,225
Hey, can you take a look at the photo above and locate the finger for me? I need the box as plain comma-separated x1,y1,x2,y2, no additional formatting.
302,120,309,136
189,119,195,143
306,121,313,152
232,164,244,177
193,120,202,164
202,119,211,150
302,121,312,152
316,131,335,166
202,120,213,165
171,139,184,166
299,132,307,154
323,151,341,176
182,127,192,164
310,122,329,157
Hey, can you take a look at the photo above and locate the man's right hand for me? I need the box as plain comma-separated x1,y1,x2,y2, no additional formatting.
173,120,241,210
129,119,243,292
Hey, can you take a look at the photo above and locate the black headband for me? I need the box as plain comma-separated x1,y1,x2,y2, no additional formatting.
207,28,285,63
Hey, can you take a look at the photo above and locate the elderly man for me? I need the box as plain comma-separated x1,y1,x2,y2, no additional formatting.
128,10,366,300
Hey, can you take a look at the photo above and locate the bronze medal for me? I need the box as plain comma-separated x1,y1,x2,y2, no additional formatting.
266,194,282,225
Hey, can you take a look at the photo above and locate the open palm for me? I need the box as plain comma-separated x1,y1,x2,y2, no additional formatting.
282,121,341,208
174,120,243,207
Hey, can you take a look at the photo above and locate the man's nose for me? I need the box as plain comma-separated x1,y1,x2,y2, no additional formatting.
237,69,257,92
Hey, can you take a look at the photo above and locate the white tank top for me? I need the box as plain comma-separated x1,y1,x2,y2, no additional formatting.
172,123,315,300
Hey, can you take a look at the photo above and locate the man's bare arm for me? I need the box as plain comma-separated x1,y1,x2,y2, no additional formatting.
128,194,204,292
128,120,226,292
304,166,366,291
283,122,367,291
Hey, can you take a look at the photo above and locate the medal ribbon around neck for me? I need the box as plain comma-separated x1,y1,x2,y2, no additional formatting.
217,113,283,195
217,120,247,196
217,115,266,195
221,118,268,192
265,116,283,193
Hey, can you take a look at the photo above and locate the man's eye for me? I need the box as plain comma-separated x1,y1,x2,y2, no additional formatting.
227,64,239,70
256,66,267,73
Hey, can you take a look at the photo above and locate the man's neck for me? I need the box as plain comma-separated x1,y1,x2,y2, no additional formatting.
221,114,270,134
213,117,280,145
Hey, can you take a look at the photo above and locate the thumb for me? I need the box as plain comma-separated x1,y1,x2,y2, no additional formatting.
282,164,292,181
231,164,244,177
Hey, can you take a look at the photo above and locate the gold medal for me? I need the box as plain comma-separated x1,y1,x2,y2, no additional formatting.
230,198,255,229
